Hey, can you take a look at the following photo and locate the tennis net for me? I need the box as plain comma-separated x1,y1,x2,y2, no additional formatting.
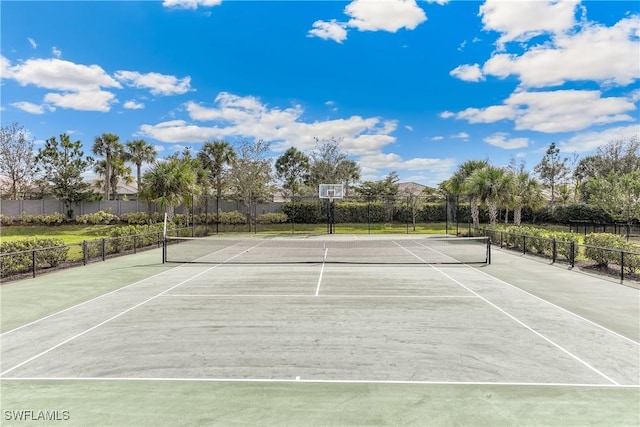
163,236,490,265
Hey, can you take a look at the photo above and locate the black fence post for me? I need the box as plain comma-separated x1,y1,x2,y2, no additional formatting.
620,251,625,283
162,237,167,264
552,239,557,263
523,235,527,255
487,237,491,265
101,238,106,261
32,250,36,278
83,240,88,265
133,235,138,254
500,231,503,248
570,241,575,268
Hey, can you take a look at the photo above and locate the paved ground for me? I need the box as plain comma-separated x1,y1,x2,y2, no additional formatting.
1,235,638,426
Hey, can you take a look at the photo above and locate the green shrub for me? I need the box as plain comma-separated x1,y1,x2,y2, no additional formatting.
257,212,288,224
0,214,14,226
623,243,640,273
584,233,626,267
0,237,69,277
281,202,323,223
121,212,161,224
218,211,247,224
75,211,119,225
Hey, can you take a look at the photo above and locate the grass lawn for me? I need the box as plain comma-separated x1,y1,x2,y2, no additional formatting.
0,224,113,244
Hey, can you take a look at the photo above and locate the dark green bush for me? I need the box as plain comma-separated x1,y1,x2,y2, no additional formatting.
75,211,119,225
1,237,69,277
584,233,626,267
257,213,288,224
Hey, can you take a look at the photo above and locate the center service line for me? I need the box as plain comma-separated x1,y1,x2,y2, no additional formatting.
315,248,328,296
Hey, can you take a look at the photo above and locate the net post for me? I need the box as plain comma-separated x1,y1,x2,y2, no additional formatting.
486,237,491,265
162,238,167,264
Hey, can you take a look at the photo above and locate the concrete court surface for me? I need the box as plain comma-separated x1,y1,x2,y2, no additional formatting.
1,235,638,426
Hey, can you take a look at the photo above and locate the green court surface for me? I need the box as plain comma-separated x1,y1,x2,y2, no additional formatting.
1,235,638,426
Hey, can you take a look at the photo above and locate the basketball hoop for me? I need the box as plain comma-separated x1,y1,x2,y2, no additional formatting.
319,184,344,201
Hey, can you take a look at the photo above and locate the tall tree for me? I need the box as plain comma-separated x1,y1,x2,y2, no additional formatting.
139,157,199,220
198,140,237,215
275,147,310,200
511,171,543,226
228,140,273,232
308,137,347,188
446,160,489,228
35,134,93,217
92,133,122,200
574,136,640,201
467,165,511,226
587,171,640,239
125,139,156,196
335,159,361,198
93,157,134,200
0,122,38,199
534,142,569,207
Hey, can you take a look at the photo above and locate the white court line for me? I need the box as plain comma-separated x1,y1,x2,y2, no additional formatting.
396,242,620,386
0,242,264,378
417,241,640,347
1,377,637,388
470,250,640,347
160,294,479,299
1,239,251,337
1,265,173,337
315,248,328,296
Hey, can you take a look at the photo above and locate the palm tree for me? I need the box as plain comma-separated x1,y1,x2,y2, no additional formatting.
336,159,361,198
93,157,134,200
92,133,122,200
467,165,511,226
448,160,489,228
125,139,157,196
139,158,199,220
512,172,544,226
198,141,236,229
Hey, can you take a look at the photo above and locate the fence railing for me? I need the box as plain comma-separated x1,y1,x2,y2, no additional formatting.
0,228,195,281
477,228,640,284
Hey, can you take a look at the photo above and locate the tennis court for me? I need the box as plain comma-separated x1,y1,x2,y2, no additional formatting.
1,234,638,426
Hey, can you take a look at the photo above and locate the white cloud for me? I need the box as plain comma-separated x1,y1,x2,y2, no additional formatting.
27,38,37,49
450,64,484,82
11,101,54,114
431,136,444,141
484,133,529,150
308,20,348,43
5,58,121,92
558,124,640,153
309,0,427,42
358,153,456,186
52,47,62,58
483,16,640,88
123,100,145,110
44,90,116,112
451,132,469,140
480,0,579,47
140,92,400,159
447,90,636,133
114,70,192,95
345,0,427,32
0,55,12,79
162,0,222,9
405,125,413,131
439,111,455,119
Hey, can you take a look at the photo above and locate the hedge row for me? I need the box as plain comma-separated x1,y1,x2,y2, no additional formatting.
0,238,69,277
486,225,640,273
0,201,631,227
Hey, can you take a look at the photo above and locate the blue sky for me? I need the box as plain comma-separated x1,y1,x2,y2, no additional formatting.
1,0,639,187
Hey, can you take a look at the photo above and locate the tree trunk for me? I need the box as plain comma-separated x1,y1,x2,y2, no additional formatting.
471,197,480,229
488,201,498,225
514,206,522,226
